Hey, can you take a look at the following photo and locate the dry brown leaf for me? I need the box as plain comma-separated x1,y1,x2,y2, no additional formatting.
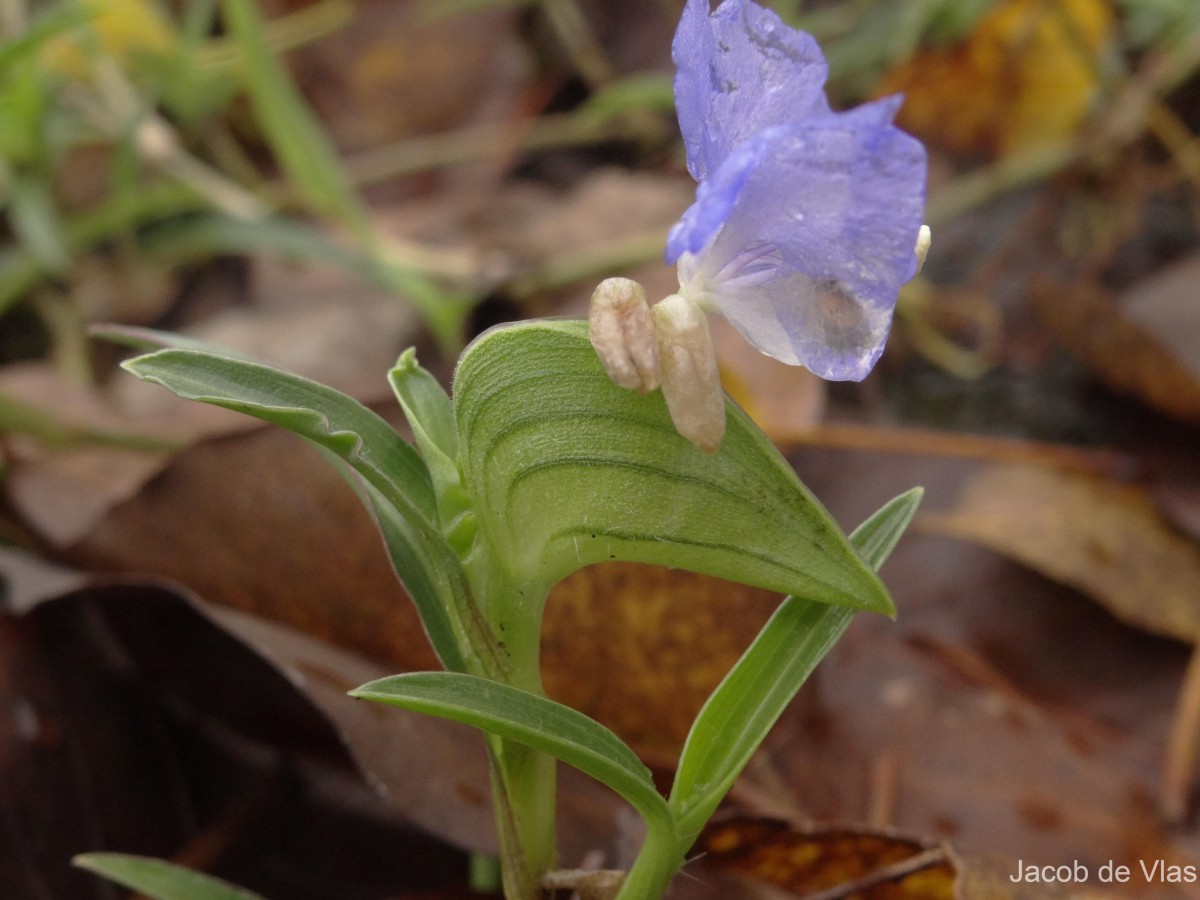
546,564,779,754
1,577,627,869
0,362,241,547
1119,252,1200,399
690,817,957,899
1033,276,1200,424
919,464,1200,642
954,857,1116,899
877,0,1112,158
3,279,421,548
481,168,692,313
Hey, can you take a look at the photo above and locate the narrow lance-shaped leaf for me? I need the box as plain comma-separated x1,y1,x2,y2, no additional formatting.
453,319,892,613
350,672,674,834
121,349,492,674
124,349,436,521
74,854,265,900
316,446,471,674
669,488,922,845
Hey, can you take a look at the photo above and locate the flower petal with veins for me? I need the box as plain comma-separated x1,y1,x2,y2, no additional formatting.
668,0,928,381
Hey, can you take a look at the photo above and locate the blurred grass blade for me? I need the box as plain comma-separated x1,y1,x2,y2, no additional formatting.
351,672,673,829
220,0,365,227
0,389,176,452
0,181,206,319
142,214,477,352
0,4,92,69
668,488,923,846
74,854,264,900
91,324,259,360
10,175,70,273
454,320,894,613
142,213,365,267
581,73,674,123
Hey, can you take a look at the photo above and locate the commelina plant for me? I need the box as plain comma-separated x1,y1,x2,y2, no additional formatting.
77,1,928,899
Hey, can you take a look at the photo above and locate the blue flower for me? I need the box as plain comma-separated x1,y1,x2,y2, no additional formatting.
667,0,927,381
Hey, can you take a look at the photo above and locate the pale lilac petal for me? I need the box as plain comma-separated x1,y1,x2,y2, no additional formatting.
672,99,927,380
665,134,767,262
668,0,927,380
674,0,829,181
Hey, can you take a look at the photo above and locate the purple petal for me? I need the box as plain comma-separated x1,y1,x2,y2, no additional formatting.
666,135,765,263
673,0,830,181
673,99,927,380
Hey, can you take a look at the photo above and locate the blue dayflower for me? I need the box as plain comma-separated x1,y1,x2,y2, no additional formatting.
667,0,928,381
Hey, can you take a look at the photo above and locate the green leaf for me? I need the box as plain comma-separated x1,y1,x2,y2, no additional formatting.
452,319,893,613
668,488,922,845
390,349,458,462
330,458,471,674
73,854,264,900
124,350,436,520
849,486,925,572
389,350,476,555
220,0,365,226
351,672,673,829
114,337,507,674
121,349,490,673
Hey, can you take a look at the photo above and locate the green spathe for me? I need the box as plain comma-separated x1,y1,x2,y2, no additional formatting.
453,319,893,614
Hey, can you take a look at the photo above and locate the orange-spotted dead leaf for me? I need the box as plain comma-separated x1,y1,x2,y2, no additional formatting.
691,817,957,899
919,464,1200,642
877,0,1113,157
1033,274,1200,425
544,563,780,756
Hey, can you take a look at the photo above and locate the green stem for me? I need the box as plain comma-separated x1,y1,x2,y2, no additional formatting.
471,557,558,898
612,813,684,900
490,739,558,900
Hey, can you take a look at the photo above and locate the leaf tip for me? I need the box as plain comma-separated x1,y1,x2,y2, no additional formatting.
119,354,156,380
393,346,420,374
